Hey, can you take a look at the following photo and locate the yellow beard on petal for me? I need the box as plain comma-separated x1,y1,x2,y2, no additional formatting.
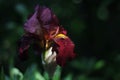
55,34,68,39
46,40,49,49
45,34,67,50
41,33,67,64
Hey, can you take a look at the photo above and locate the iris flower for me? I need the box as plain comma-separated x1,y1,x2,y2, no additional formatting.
18,5,76,67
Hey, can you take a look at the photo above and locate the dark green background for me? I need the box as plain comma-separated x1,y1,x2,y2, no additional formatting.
0,0,120,80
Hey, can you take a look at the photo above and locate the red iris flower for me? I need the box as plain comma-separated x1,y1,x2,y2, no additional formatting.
18,5,76,67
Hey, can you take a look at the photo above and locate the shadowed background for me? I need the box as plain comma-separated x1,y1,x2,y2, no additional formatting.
0,0,120,80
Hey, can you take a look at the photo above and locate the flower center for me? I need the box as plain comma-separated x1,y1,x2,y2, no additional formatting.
42,33,67,64
42,47,57,64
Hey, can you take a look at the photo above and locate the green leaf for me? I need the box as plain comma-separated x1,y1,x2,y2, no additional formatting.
64,73,73,80
10,67,23,80
23,64,36,80
94,60,105,70
43,71,49,80
52,66,61,80
0,67,5,80
34,71,45,80
23,64,45,80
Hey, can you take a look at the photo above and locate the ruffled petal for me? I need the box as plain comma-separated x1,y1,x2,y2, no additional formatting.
24,9,42,37
54,35,76,66
24,5,60,40
40,7,52,24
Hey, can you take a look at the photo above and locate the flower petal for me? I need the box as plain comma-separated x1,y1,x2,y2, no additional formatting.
24,9,42,36
37,6,60,40
54,36,76,66
40,7,52,24
24,5,60,40
18,35,33,60
18,5,76,67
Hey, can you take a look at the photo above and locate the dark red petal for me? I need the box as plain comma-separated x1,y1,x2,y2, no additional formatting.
18,35,33,60
54,37,76,66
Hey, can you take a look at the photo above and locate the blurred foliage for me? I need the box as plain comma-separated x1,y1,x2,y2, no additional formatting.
0,0,120,80
0,64,61,80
